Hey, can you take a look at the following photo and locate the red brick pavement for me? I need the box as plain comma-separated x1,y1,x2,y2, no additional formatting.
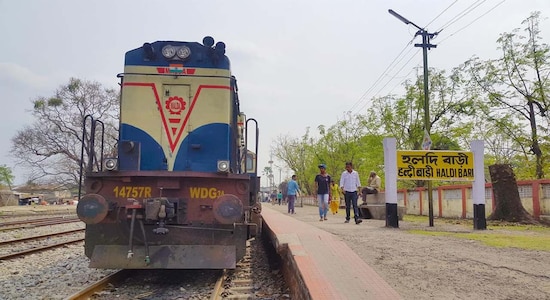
262,205,402,299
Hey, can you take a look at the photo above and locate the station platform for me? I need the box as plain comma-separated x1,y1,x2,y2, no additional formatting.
261,204,402,300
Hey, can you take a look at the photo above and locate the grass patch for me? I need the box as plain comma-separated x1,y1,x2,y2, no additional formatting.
403,214,471,226
404,215,550,231
407,230,550,251
404,214,550,252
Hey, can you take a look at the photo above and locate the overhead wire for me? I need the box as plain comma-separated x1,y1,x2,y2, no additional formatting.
354,49,421,114
438,0,507,45
436,0,487,33
425,0,459,28
347,0,461,115
347,0,503,116
347,38,415,112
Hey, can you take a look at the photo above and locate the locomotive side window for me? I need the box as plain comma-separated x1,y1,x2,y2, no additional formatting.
246,152,256,173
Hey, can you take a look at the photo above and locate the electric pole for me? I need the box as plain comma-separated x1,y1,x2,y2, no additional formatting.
268,155,275,191
389,9,438,226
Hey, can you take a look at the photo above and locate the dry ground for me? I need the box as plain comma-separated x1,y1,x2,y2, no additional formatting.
269,202,550,300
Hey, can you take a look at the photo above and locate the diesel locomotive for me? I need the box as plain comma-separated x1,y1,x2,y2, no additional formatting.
76,36,261,269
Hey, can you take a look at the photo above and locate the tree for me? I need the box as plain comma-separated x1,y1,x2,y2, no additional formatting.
462,12,550,179
272,113,385,194
488,164,537,223
370,69,474,151
262,166,273,189
369,69,474,187
272,131,314,194
315,113,384,181
10,78,119,188
0,165,14,190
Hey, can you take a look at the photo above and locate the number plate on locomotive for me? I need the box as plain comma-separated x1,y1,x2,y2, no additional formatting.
113,186,152,198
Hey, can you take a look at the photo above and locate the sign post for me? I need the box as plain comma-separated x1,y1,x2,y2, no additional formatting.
383,138,399,228
471,140,486,230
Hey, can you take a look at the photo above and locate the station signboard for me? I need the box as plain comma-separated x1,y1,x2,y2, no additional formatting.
396,150,474,181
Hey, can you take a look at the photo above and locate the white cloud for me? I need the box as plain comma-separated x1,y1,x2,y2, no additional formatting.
1,0,549,183
0,62,52,90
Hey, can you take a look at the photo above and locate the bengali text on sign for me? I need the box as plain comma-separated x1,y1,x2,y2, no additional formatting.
397,150,474,181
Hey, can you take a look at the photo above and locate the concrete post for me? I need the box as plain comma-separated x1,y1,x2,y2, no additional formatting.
383,138,398,228
471,140,486,230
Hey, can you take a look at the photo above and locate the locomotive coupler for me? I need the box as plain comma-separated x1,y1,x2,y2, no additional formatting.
152,220,169,234
145,198,174,234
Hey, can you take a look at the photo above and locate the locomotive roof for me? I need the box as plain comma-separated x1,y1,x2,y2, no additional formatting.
124,39,230,69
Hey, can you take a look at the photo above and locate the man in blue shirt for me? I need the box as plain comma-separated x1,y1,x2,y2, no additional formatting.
287,174,300,214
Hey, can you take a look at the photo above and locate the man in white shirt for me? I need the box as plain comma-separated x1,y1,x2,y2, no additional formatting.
339,162,362,224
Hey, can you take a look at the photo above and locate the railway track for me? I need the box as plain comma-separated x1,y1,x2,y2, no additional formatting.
64,270,131,300
211,239,255,299
0,228,84,246
0,216,76,226
0,216,81,231
0,238,84,260
0,229,85,260
62,238,284,299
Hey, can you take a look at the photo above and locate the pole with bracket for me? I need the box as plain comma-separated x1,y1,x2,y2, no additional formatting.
389,9,438,226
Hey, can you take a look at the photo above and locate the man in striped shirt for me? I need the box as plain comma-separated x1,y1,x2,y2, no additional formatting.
339,162,362,224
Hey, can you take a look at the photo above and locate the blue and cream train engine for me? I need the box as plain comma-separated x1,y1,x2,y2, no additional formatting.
76,36,261,269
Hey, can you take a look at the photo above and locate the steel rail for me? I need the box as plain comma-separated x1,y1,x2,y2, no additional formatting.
0,229,84,246
0,219,81,231
0,238,84,260
64,270,131,300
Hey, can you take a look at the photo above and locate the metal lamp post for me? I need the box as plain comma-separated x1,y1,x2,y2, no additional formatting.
389,9,438,226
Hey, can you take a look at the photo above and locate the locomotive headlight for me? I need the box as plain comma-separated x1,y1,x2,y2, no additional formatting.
104,158,118,171
217,160,230,173
161,45,176,58
176,46,191,59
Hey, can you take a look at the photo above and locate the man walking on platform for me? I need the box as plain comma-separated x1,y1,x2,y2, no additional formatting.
314,164,331,221
287,175,300,214
340,162,362,224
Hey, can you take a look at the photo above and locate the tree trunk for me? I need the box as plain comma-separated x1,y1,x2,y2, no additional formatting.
488,164,537,224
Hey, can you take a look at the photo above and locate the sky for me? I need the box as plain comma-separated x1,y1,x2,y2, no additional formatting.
1,0,549,185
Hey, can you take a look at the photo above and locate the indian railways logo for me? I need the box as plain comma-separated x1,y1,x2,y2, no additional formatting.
161,95,188,152
156,64,196,75
165,96,186,115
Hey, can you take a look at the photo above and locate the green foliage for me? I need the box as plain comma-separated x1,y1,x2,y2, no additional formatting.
272,113,386,193
459,12,550,178
68,78,81,93
272,12,550,185
0,165,14,189
47,97,63,106
33,99,45,110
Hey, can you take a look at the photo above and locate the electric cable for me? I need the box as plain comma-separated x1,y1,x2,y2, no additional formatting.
438,0,506,45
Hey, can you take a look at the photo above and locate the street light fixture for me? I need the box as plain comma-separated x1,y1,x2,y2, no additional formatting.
388,9,420,29
389,9,438,227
